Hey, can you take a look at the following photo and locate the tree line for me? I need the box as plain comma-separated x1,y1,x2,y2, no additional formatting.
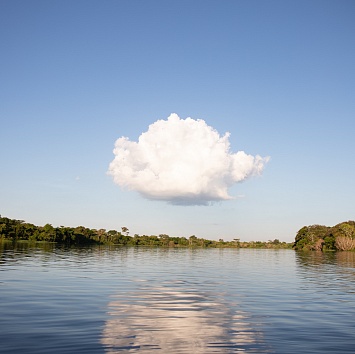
0,215,291,248
293,221,355,251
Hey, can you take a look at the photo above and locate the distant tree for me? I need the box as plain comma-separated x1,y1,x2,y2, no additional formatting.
323,234,336,250
293,221,355,251
39,224,56,242
293,225,330,250
189,235,197,246
96,229,107,243
159,234,170,246
233,238,240,247
121,227,129,236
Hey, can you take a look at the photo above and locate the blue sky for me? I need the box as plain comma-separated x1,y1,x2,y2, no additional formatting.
1,0,354,242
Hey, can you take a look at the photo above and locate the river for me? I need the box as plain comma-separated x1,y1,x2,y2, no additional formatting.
1,243,354,353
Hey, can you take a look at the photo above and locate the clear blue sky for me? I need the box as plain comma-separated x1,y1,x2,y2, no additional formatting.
1,0,354,242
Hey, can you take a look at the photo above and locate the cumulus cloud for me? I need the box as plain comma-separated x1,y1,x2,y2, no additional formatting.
108,114,269,205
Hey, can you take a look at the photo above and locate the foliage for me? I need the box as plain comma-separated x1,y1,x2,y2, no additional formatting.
335,236,355,251
293,221,355,251
0,215,292,249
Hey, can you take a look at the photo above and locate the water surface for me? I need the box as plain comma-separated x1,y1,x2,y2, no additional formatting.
1,243,354,353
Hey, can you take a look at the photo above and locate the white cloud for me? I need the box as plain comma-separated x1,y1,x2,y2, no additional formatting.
108,114,269,205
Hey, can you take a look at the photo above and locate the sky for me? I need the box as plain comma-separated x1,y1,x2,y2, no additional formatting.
1,0,354,242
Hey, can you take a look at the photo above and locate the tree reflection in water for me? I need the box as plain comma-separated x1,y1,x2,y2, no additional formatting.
101,282,267,353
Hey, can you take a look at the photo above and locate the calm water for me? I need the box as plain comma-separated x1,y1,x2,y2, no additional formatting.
1,243,355,353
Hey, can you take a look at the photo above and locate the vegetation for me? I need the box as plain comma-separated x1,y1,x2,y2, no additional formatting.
0,215,292,249
3,215,354,251
293,221,355,251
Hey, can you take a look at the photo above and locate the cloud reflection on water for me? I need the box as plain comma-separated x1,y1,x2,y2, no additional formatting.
101,282,267,353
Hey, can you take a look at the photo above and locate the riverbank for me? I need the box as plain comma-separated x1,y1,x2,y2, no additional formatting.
0,215,292,248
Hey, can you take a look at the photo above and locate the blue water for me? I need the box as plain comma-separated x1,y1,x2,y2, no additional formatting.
0,243,355,353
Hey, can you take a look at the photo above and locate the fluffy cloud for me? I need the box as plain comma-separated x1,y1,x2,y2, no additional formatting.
108,114,269,205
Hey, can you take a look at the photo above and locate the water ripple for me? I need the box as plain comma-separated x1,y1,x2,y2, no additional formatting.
101,281,270,353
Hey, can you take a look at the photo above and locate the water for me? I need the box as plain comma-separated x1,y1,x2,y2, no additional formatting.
1,243,355,353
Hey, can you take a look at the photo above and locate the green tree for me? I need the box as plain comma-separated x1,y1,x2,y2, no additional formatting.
121,227,129,236
189,235,198,246
159,234,170,246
